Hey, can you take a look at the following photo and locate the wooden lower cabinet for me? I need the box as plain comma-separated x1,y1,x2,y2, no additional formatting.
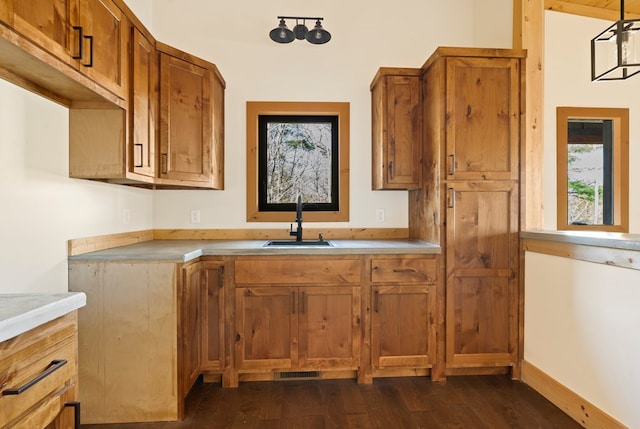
368,256,439,378
445,181,519,370
233,256,363,379
0,312,80,429
69,261,191,423
235,286,361,374
68,253,443,422
200,261,225,373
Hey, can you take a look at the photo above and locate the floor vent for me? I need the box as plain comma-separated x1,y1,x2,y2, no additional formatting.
277,371,321,380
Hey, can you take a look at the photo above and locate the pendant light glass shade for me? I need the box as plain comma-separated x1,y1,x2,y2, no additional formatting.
306,20,331,44
269,19,295,43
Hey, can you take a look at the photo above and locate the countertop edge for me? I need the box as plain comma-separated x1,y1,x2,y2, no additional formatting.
520,230,640,252
0,293,87,343
68,239,442,262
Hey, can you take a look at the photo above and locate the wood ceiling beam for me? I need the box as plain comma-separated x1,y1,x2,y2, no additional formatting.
545,0,640,21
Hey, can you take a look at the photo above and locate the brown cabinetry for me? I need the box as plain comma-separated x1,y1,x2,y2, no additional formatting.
0,0,225,190
182,262,202,395
200,261,225,374
370,68,422,190
130,25,157,179
233,257,361,378
158,42,225,189
412,47,524,375
0,312,80,429
69,261,190,423
0,0,128,100
370,256,437,372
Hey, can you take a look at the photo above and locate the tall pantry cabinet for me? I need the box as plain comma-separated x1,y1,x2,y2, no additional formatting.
410,47,525,378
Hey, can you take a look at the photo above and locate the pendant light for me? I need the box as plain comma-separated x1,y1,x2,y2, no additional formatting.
591,0,640,80
269,16,331,45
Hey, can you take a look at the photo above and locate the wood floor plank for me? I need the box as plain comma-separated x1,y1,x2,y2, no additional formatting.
80,376,585,429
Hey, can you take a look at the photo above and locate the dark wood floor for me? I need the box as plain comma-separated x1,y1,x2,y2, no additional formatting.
81,375,583,429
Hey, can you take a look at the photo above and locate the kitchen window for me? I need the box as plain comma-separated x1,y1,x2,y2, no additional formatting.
556,107,629,232
246,101,350,222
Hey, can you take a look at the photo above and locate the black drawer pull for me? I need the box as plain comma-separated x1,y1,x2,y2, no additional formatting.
65,401,81,428
2,359,67,396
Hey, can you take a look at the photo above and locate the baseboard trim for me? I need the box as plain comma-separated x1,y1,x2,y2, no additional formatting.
521,360,628,429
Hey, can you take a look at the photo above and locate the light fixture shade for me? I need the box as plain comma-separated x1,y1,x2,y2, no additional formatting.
306,20,331,44
293,22,308,40
592,19,640,80
269,19,295,43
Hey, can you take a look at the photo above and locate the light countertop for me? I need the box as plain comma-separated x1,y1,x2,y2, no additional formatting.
0,293,87,343
68,239,441,262
520,230,640,252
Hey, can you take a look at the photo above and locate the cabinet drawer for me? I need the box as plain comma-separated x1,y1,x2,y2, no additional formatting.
235,257,360,285
0,314,77,427
371,257,437,284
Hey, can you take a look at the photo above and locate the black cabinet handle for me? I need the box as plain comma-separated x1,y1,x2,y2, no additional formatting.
2,359,67,395
64,401,81,428
374,290,379,313
134,143,144,168
72,26,83,60
83,35,94,67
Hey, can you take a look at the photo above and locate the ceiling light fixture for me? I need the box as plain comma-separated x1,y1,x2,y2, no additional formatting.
591,0,640,81
269,16,331,45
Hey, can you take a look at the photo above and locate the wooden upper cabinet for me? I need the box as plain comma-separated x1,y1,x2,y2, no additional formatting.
76,0,128,99
371,68,422,190
158,43,225,188
444,56,521,181
130,25,156,179
0,0,128,100
1,0,78,63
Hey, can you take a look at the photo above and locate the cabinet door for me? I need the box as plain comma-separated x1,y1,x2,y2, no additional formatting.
372,285,431,368
445,57,520,181
372,73,421,190
3,0,78,64
235,287,297,371
130,26,156,178
445,181,519,367
298,286,361,369
201,261,225,371
159,53,212,184
182,262,202,393
77,0,128,98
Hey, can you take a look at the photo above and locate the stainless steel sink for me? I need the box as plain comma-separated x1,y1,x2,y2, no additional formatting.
264,240,333,247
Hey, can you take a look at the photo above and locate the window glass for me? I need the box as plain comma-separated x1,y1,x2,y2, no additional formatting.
556,107,628,232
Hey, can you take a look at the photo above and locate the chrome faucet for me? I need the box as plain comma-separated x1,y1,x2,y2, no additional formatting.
289,193,303,242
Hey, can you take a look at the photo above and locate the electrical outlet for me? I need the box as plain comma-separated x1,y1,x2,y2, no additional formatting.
190,209,201,224
123,208,130,225
375,209,385,222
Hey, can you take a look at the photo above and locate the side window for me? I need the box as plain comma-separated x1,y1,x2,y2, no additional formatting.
556,107,629,232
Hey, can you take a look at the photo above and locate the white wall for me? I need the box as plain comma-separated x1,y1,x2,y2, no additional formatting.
150,0,502,229
525,252,640,428
544,11,640,232
0,80,154,294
